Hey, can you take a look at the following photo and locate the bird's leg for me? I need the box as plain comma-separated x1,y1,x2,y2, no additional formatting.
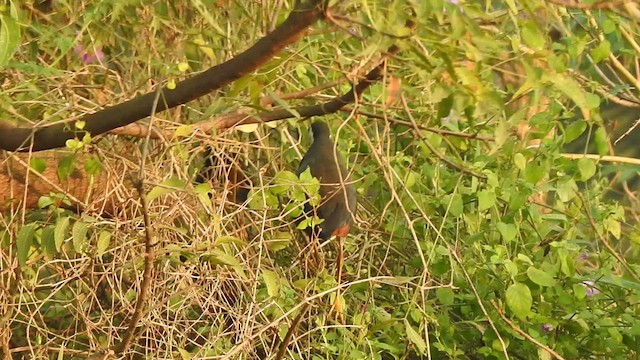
336,235,344,286
328,235,345,323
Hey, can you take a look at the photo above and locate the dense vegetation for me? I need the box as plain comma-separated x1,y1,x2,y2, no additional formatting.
2,0,640,358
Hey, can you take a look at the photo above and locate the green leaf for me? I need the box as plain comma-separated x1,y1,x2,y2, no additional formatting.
496,222,517,242
564,120,587,143
405,319,427,354
544,74,598,113
442,193,463,217
147,177,186,202
604,218,621,239
174,125,193,138
57,155,77,181
178,348,191,360
96,230,111,257
404,171,417,189
577,158,596,181
556,177,578,202
272,170,299,194
513,153,526,171
573,283,587,300
594,127,608,156
262,269,280,297
40,225,57,257
436,287,455,306
0,13,20,69
29,157,47,173
266,232,291,252
590,39,611,63
194,182,212,205
506,282,532,320
526,267,556,287
72,221,89,253
83,156,102,176
65,138,84,150
298,167,320,196
437,94,454,120
524,160,546,184
38,195,55,209
477,190,496,212
17,223,37,267
585,93,601,110
215,235,247,246
517,253,534,265
54,217,70,252
209,249,241,267
504,260,518,277
547,53,566,73
521,21,545,51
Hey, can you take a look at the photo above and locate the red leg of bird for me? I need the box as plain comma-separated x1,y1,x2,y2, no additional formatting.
336,235,344,286
328,235,345,323
331,225,350,323
333,224,350,285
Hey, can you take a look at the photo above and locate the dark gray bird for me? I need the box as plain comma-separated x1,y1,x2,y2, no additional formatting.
296,121,356,241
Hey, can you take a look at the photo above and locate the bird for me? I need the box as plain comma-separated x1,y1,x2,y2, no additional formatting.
296,121,357,243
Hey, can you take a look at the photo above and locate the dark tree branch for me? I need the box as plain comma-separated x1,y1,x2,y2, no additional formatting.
109,43,406,137
115,177,155,354
0,0,327,152
212,44,403,130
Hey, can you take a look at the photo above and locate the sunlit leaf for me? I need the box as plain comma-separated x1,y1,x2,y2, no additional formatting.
97,230,111,258
526,267,556,287
577,158,597,181
0,13,20,69
477,190,496,212
54,217,70,252
72,221,89,253
506,282,532,320
147,177,186,202
497,222,517,242
564,120,587,143
405,319,427,354
590,39,611,63
17,224,37,267
262,269,280,297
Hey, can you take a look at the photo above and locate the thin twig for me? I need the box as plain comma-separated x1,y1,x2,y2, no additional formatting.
115,87,162,354
490,300,566,360
274,302,311,360
562,153,640,166
340,106,494,142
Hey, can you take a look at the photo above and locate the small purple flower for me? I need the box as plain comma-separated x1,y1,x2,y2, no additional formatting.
579,252,588,260
448,0,459,3
74,44,105,64
541,323,553,333
581,281,600,296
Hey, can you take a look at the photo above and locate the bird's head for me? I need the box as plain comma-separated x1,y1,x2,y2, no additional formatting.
310,121,331,142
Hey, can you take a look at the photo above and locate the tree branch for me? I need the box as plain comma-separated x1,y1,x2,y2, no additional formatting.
0,0,327,152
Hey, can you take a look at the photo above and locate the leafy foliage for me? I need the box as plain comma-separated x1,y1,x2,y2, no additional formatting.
2,0,640,359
